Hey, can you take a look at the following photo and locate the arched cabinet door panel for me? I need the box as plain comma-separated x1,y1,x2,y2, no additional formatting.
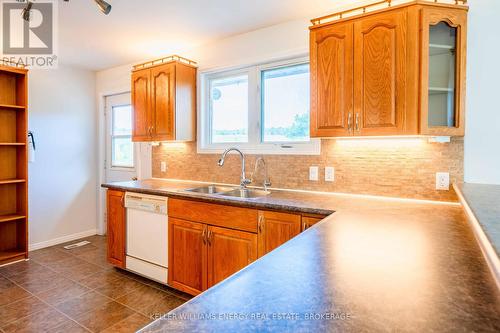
310,22,354,137
353,9,407,136
151,64,175,141
131,69,151,141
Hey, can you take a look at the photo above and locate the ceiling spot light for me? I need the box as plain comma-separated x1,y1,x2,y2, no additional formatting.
61,0,112,16
21,1,33,22
94,0,112,15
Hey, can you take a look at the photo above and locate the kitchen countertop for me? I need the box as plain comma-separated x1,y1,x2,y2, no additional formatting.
102,179,500,332
454,183,500,257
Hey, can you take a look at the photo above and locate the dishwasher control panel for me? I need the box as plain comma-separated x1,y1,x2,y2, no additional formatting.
125,193,167,215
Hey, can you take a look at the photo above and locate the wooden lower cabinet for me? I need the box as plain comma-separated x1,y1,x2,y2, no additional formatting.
106,194,328,296
106,190,126,268
168,218,207,295
207,226,257,288
258,211,301,257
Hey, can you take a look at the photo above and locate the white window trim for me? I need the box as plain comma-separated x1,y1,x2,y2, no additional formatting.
197,56,320,155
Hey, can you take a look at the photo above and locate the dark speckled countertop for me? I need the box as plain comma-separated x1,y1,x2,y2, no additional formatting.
102,179,500,332
454,183,500,257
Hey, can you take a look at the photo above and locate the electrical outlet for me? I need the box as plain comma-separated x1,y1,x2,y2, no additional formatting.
309,166,319,181
160,161,167,172
435,172,449,190
325,167,335,182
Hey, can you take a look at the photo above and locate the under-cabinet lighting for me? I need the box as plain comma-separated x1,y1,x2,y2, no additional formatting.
159,142,188,149
334,137,426,148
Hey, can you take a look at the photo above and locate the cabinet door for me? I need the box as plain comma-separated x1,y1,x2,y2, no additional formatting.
131,69,152,141
151,64,176,141
310,22,354,137
301,215,325,231
353,9,407,135
106,190,125,268
420,7,467,136
206,226,257,288
168,218,207,295
258,211,301,257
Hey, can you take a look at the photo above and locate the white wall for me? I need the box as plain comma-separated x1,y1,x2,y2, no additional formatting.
464,0,500,184
183,18,310,71
28,66,98,249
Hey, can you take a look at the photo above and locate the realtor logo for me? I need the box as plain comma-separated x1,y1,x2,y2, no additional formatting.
1,0,58,68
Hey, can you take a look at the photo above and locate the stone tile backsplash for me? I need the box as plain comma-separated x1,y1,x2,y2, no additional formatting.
152,137,463,202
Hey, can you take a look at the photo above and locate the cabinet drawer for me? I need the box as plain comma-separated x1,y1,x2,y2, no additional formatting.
169,198,258,233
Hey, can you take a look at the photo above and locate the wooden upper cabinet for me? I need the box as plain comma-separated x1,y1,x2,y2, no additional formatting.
310,22,354,137
168,218,207,295
420,7,467,136
106,190,126,268
207,226,257,288
309,1,468,137
131,58,196,142
151,64,175,141
131,69,151,141
354,9,407,136
257,211,301,257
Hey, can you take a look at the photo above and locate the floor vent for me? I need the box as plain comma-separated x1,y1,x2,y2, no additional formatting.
63,240,91,250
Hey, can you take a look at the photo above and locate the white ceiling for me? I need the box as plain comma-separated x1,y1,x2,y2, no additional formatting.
58,0,359,71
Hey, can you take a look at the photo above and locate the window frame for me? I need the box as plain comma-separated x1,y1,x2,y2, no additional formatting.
110,104,135,169
198,56,320,155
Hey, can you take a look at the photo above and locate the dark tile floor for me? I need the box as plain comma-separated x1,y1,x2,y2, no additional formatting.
0,235,191,332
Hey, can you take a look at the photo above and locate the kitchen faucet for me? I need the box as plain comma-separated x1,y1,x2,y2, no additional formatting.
217,148,251,188
251,156,272,191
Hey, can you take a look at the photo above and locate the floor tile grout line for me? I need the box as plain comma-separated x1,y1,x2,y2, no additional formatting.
70,288,140,332
29,292,94,333
6,238,186,331
0,278,91,332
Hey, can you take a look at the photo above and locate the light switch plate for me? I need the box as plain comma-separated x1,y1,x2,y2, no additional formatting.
435,172,449,190
160,161,167,172
309,166,319,181
325,167,335,182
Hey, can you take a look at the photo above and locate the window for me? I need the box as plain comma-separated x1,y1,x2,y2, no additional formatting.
262,63,310,142
200,57,320,155
111,105,134,167
210,74,248,143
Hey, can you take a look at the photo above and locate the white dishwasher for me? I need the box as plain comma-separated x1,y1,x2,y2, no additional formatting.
125,192,168,284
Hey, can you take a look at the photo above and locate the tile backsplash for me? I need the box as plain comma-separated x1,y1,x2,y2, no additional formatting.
152,137,463,202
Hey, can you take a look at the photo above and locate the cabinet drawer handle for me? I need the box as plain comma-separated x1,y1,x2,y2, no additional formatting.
302,221,307,231
347,113,352,132
258,215,264,233
355,113,360,132
202,226,207,245
207,230,213,246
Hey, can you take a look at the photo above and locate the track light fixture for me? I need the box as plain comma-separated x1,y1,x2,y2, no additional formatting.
94,0,112,15
20,0,112,22
21,0,33,21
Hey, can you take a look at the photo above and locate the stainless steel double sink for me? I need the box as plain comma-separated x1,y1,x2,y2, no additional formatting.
183,185,270,199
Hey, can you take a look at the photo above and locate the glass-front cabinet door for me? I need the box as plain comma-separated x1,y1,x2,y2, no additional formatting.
421,8,467,136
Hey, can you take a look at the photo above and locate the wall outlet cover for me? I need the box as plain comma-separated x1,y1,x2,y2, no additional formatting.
435,172,450,190
325,167,335,182
160,161,167,172
309,166,319,181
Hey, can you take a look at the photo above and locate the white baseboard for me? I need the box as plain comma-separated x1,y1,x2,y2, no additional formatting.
29,229,98,251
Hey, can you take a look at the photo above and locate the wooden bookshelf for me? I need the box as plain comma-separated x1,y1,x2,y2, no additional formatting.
0,65,28,266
